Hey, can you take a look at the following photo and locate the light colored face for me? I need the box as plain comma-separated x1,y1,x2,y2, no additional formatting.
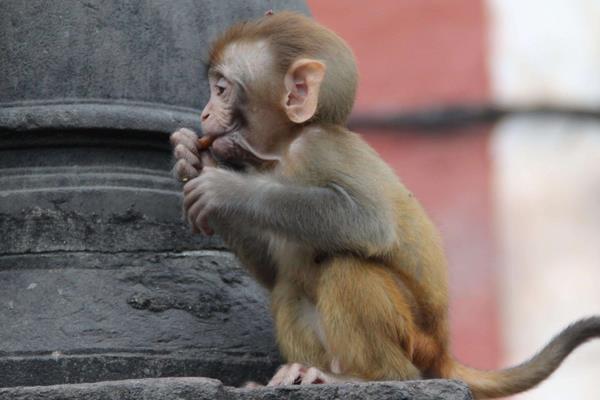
200,39,325,161
200,40,290,162
200,72,238,137
200,40,276,138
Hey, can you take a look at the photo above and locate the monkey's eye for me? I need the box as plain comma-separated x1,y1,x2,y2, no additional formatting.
215,77,228,96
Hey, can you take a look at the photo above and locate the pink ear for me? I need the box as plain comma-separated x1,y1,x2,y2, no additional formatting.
283,59,326,123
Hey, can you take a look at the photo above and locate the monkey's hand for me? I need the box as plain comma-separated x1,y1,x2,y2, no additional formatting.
170,128,216,182
183,166,242,235
267,363,340,386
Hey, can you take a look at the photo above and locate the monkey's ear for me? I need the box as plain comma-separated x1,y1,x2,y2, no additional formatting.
283,59,326,123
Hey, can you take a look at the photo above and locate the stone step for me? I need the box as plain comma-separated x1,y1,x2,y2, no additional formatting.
0,377,473,400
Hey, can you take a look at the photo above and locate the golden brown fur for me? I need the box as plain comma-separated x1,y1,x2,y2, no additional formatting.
275,127,450,380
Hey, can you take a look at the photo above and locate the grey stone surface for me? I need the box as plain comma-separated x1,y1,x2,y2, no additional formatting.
0,0,309,133
0,159,222,254
0,252,280,387
0,0,308,389
0,378,473,400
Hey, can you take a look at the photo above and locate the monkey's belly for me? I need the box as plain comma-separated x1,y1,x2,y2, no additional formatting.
299,296,328,348
268,235,322,298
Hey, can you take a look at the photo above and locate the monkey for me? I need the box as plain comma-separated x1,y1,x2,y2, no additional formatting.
170,12,600,399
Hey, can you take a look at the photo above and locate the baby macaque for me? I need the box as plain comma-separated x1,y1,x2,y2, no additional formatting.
171,12,600,399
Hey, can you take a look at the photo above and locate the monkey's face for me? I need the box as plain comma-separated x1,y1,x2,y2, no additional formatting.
201,39,327,166
200,70,281,167
200,41,291,166
199,72,250,165
200,73,239,142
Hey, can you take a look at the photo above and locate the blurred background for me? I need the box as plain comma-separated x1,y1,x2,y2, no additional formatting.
307,1,600,399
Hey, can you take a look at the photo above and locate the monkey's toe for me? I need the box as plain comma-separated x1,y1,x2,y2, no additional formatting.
241,381,263,389
267,363,306,386
300,366,330,385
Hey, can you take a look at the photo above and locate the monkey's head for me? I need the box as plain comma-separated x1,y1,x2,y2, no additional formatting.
200,12,358,164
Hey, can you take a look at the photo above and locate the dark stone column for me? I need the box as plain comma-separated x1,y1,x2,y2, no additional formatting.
0,0,308,388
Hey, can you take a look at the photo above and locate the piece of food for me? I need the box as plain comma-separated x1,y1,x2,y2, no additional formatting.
197,135,215,150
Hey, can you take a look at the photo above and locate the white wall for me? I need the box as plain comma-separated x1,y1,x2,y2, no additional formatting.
488,1,600,399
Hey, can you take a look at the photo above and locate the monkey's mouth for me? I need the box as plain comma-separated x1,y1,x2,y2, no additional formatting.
209,130,279,168
203,129,230,141
203,124,242,144
200,127,237,152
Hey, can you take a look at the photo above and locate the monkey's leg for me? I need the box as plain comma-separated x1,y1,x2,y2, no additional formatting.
270,280,330,384
317,257,422,381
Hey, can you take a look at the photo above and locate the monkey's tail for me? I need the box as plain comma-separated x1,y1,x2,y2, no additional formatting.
447,316,600,399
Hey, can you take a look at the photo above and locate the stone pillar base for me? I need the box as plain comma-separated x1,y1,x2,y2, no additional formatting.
0,378,473,400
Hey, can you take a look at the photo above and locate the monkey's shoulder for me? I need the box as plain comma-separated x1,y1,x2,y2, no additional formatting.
284,127,395,183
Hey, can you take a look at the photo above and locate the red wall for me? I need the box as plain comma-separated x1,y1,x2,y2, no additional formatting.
308,0,500,370
308,0,488,111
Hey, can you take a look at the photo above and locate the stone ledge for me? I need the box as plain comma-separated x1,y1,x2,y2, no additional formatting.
0,377,473,400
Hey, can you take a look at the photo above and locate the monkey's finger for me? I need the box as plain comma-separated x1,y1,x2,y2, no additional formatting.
179,129,201,152
183,203,200,234
174,144,202,168
171,127,197,141
183,183,206,212
184,200,200,235
186,195,207,225
197,210,215,236
184,193,206,222
184,196,201,230
183,175,203,196
170,128,199,153
173,159,199,182
177,127,198,140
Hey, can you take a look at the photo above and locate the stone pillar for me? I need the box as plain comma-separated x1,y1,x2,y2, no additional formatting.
0,0,308,388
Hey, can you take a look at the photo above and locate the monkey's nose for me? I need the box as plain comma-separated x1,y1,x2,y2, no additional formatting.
201,113,210,121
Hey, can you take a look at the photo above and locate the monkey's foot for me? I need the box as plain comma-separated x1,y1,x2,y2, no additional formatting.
241,381,263,388
267,363,338,386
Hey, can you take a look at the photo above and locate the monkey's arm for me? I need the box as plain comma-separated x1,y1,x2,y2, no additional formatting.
250,180,395,253
170,129,277,287
183,168,395,255
211,217,277,289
